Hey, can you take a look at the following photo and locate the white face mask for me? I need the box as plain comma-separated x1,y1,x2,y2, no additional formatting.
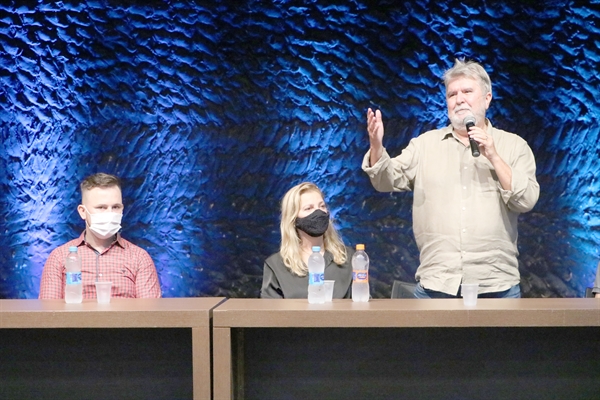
84,206,122,240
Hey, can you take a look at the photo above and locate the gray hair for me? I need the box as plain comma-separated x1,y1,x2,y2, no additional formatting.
443,59,492,96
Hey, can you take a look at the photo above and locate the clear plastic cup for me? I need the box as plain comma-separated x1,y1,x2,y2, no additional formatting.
461,283,479,307
95,281,112,304
323,280,335,302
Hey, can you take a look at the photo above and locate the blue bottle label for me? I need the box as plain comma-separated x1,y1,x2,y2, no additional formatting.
66,272,82,285
309,272,324,285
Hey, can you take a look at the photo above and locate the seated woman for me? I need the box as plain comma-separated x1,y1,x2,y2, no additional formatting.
261,182,353,299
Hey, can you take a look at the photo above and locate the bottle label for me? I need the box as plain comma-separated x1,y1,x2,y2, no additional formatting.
353,270,368,283
66,272,82,285
309,272,324,285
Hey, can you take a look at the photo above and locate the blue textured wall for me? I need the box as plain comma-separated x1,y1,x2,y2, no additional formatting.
1,1,599,298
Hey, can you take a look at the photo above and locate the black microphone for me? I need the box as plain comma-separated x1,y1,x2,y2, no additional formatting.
464,116,480,157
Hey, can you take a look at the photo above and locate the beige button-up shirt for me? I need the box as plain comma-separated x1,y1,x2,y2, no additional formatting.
362,121,539,295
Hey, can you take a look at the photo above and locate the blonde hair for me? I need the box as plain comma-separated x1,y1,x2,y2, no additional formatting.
80,173,121,192
279,182,348,276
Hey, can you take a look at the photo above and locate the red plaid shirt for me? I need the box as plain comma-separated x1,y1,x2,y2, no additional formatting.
39,232,161,299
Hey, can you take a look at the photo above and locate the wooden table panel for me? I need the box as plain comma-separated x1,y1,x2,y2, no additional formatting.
0,297,225,400
212,298,600,400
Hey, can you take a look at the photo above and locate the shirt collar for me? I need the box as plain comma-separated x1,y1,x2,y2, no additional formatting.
74,231,86,246
441,118,493,141
79,230,126,249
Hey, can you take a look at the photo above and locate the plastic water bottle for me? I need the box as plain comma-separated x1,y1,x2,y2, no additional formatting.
352,244,370,302
65,246,83,303
307,246,325,304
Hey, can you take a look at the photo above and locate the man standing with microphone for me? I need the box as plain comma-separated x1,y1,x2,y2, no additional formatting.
362,59,539,299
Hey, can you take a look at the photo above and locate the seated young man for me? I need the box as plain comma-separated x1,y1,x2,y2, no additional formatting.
39,173,161,299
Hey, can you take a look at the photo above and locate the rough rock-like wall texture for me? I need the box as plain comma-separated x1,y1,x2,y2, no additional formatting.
1,1,599,298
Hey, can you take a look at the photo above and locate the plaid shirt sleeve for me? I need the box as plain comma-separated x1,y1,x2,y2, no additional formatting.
39,246,67,299
134,247,162,298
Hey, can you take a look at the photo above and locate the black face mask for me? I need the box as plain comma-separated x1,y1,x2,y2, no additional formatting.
295,209,330,237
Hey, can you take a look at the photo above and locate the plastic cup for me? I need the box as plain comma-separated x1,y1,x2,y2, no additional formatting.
461,283,479,307
323,280,335,302
95,281,112,304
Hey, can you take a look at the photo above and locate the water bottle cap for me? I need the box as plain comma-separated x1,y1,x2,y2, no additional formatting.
69,246,78,252
356,244,365,250
312,246,321,252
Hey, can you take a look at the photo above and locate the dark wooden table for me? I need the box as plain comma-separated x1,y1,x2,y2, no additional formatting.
213,298,600,400
0,297,225,400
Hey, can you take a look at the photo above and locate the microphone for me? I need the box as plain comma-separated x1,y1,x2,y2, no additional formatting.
464,116,480,157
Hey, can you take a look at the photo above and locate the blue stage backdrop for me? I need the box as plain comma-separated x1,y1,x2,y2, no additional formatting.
1,1,599,298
